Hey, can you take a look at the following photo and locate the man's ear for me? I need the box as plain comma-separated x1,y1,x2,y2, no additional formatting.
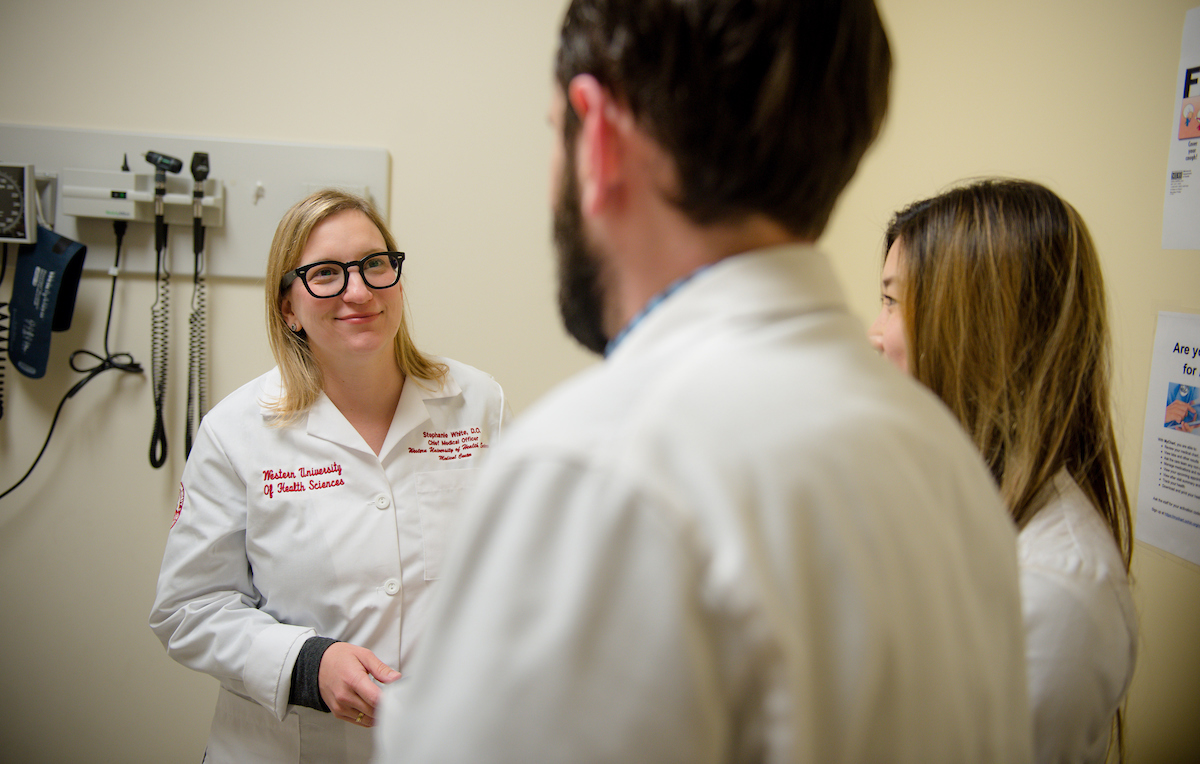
567,74,627,216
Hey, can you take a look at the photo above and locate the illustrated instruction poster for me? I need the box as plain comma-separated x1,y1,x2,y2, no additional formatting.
1137,311,1200,566
1163,6,1200,249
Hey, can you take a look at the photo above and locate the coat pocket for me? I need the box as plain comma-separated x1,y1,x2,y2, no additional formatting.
415,469,478,580
205,687,300,763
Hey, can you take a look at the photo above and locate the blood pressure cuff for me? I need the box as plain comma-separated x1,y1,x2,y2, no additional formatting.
9,226,87,379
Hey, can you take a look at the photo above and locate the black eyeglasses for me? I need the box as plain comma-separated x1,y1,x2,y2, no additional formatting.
281,252,405,298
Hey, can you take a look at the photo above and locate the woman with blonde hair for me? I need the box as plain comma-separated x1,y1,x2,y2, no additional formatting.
869,178,1136,763
151,189,509,762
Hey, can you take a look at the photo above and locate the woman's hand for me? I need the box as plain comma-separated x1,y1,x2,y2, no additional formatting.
318,642,402,727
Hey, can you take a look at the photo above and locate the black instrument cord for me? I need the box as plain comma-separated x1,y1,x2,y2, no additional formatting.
0,243,9,421
149,216,170,468
145,152,180,469
185,152,210,457
1,222,143,501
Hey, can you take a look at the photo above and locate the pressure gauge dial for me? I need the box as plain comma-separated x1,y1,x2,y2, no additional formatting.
0,163,37,244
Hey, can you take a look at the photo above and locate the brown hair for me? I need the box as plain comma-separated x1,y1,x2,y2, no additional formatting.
555,0,891,238
264,189,446,423
886,178,1132,564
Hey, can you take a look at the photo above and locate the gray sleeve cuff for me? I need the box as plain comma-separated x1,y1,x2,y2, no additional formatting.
288,636,339,712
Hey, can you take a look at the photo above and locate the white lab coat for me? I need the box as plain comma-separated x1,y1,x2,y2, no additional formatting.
1019,470,1137,764
374,245,1033,763
150,358,508,763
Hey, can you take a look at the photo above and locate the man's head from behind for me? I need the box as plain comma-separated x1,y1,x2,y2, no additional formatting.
554,0,891,241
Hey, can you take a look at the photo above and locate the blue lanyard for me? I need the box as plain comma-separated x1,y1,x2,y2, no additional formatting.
604,264,713,357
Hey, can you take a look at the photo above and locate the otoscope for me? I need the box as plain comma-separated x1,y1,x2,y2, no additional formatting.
146,151,182,251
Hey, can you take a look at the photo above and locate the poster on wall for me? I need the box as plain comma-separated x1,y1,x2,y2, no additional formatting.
1164,6,1200,249
1137,311,1200,566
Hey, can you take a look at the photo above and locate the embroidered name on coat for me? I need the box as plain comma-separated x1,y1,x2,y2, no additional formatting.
262,461,345,498
408,429,487,461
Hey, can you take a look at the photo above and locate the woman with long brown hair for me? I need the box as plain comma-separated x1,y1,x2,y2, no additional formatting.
869,178,1136,763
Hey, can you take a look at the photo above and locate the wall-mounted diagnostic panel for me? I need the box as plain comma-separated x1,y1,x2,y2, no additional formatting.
0,124,390,278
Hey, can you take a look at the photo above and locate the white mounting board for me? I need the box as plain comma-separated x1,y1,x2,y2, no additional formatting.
0,123,390,279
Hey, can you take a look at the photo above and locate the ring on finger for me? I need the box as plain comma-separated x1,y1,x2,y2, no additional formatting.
356,711,364,724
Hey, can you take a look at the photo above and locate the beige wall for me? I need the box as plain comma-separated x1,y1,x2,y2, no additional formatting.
0,1,1196,761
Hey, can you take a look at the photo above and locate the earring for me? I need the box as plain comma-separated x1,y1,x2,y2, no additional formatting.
290,323,299,332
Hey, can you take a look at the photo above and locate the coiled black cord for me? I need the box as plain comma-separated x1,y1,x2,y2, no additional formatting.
185,153,210,458
0,244,10,420
149,221,170,468
185,254,207,456
1,222,143,501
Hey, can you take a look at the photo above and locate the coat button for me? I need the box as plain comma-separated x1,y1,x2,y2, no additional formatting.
383,578,401,596
375,494,390,509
